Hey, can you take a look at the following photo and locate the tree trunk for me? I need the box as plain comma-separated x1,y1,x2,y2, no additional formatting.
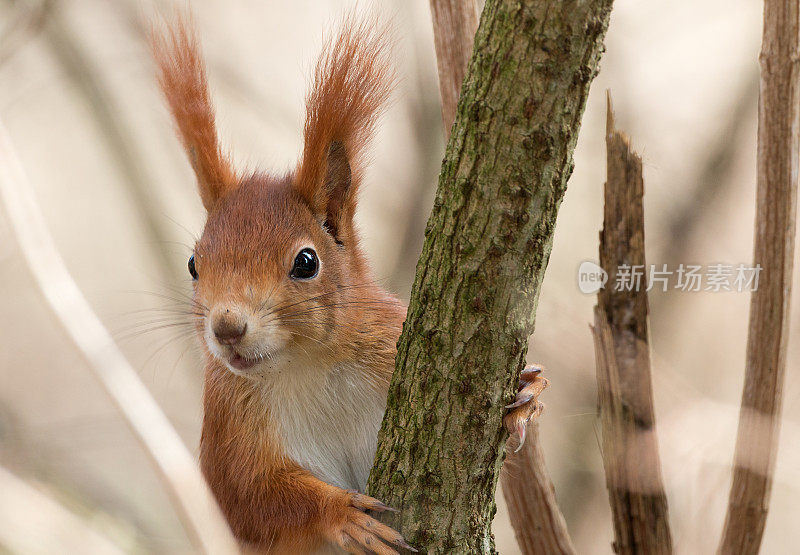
367,0,614,552
427,5,578,553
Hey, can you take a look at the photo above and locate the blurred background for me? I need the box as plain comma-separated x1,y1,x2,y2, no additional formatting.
0,0,798,553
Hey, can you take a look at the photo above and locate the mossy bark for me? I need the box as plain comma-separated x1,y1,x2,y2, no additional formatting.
367,0,614,553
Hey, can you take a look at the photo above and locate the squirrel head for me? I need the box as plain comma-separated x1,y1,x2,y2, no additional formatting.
151,14,394,376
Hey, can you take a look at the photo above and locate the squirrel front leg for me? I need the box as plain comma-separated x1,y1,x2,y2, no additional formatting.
226,462,414,554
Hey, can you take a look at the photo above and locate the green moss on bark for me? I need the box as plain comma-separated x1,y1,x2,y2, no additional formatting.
367,0,614,552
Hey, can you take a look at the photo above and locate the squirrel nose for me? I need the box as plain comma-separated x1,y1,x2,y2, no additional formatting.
213,311,247,345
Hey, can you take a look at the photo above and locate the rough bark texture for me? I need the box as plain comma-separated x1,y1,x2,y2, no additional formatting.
500,424,576,555
428,0,480,140
427,4,577,552
366,0,614,552
719,0,799,552
592,98,673,554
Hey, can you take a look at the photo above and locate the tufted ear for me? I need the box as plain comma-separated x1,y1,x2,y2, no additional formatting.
294,14,394,244
151,15,237,211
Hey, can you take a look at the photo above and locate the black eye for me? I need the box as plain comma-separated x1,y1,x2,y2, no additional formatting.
188,255,198,280
290,248,319,279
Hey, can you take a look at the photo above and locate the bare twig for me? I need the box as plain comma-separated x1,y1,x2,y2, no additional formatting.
501,423,576,555
0,465,125,554
718,0,799,552
427,0,480,140
0,120,239,555
591,95,672,554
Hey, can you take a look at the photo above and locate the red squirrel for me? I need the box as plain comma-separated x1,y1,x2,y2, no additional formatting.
151,13,546,554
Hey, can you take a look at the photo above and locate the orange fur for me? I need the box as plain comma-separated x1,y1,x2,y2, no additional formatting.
194,178,405,551
201,361,335,552
151,15,237,211
295,14,395,245
153,12,408,553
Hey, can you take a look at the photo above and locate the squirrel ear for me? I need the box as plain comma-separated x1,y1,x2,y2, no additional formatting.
294,13,393,244
319,140,352,244
151,14,237,211
294,139,354,244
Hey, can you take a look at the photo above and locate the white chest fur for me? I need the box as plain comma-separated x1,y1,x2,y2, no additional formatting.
264,362,387,492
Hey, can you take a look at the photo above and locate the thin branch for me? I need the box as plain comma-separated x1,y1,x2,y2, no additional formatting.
0,465,125,554
501,423,576,555
718,0,799,552
591,95,673,554
427,0,480,140
0,120,239,555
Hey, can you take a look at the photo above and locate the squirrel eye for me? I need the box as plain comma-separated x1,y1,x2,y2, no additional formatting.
188,255,198,280
290,248,319,280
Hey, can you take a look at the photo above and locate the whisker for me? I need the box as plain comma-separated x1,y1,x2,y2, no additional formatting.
258,280,282,313
124,305,205,316
285,329,339,354
115,318,202,333
275,318,379,334
139,329,199,373
115,322,200,342
276,300,399,320
136,288,209,313
261,280,382,318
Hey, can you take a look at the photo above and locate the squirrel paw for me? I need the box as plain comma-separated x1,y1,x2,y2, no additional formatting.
503,364,549,452
331,492,417,554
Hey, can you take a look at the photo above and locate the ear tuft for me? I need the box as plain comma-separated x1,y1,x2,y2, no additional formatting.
294,13,395,244
151,13,237,211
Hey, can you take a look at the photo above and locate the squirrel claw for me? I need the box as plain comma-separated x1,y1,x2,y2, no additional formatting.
351,492,398,513
514,422,527,453
520,365,544,380
333,492,416,554
504,364,549,449
506,393,534,409
398,540,419,552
